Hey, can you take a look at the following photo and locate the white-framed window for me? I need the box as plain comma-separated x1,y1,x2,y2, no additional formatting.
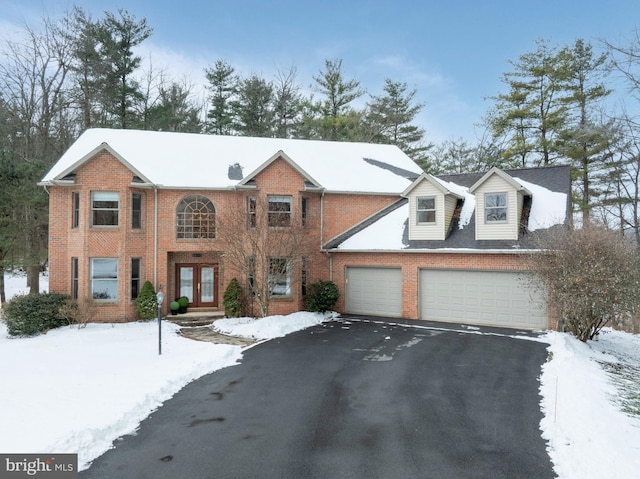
485,192,508,222
91,191,119,226
91,258,118,300
268,196,291,227
268,257,291,297
417,196,436,224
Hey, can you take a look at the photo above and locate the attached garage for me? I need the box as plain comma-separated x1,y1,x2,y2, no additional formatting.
419,269,547,330
345,267,402,317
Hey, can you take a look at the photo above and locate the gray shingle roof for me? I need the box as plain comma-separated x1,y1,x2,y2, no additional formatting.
327,165,572,251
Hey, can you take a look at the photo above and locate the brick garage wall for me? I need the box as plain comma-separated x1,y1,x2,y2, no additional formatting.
329,250,555,328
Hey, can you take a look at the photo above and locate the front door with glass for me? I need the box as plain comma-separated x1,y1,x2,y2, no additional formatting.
176,264,218,307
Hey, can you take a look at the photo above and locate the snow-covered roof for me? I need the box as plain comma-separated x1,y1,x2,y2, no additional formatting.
330,165,572,251
41,128,423,194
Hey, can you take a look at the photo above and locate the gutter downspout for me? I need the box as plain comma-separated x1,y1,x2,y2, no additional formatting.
153,186,158,289
320,190,333,281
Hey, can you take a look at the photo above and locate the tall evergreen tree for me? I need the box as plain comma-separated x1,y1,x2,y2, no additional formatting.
556,39,613,225
233,74,274,137
143,81,202,132
486,39,566,167
366,79,429,161
98,9,152,129
205,59,237,135
310,59,364,141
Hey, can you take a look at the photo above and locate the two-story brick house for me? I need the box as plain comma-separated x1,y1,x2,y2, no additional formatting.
41,128,570,329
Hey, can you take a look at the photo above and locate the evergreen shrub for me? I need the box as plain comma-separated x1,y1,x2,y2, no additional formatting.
223,277,243,318
305,280,339,313
135,281,158,320
3,293,72,337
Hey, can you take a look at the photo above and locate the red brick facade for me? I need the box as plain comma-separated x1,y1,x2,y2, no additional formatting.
47,148,548,326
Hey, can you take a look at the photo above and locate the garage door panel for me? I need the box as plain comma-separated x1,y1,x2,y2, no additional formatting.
346,267,402,317
420,270,547,330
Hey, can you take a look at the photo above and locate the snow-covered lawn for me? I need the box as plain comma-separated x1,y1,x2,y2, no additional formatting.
1,272,639,477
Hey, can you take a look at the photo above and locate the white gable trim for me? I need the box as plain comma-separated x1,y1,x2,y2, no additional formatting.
402,173,463,199
469,167,532,196
41,142,152,185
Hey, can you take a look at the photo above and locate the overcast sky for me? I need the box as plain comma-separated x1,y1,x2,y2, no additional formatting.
0,0,639,143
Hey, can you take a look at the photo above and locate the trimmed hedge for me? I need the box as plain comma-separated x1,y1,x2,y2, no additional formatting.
305,280,339,313
3,293,72,337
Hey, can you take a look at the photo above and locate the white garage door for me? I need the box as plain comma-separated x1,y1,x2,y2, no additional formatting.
346,267,402,317
419,270,547,330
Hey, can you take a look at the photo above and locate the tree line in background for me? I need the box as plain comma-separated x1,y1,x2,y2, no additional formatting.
2,6,640,296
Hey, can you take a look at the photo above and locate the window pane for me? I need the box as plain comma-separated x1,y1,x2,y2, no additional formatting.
417,197,435,210
91,191,119,226
268,196,291,227
91,258,117,300
72,192,79,228
418,210,436,223
132,194,142,229
485,193,507,222
269,258,291,296
92,258,117,278
92,191,119,202
131,258,141,299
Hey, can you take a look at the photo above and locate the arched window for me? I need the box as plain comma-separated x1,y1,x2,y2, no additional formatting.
176,195,215,239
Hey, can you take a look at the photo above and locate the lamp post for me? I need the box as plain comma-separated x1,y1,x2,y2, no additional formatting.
157,291,164,355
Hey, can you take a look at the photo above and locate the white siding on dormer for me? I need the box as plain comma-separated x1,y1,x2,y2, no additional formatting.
475,174,519,240
408,180,446,240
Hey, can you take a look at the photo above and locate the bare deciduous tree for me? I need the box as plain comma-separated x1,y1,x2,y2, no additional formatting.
216,194,317,317
529,225,640,341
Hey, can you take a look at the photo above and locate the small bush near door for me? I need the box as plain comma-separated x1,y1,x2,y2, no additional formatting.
305,280,339,313
223,278,243,318
136,281,158,320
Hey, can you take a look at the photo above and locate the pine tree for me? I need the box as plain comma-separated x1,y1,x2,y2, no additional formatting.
205,59,237,135
486,39,566,167
98,9,152,129
310,59,364,141
366,79,429,162
233,74,274,137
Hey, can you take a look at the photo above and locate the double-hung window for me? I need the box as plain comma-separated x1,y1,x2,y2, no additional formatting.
91,191,119,226
485,193,507,222
417,196,436,224
91,258,118,300
268,196,291,227
268,257,291,297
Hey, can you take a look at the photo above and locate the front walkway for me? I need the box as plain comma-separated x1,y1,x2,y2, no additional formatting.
167,312,256,347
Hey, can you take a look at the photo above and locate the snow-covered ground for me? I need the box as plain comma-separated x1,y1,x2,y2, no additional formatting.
1,272,639,477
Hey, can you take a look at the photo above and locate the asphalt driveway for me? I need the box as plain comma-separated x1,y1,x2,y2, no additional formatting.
80,317,554,479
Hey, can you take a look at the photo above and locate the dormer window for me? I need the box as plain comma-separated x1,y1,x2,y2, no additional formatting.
485,193,507,222
417,197,436,224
